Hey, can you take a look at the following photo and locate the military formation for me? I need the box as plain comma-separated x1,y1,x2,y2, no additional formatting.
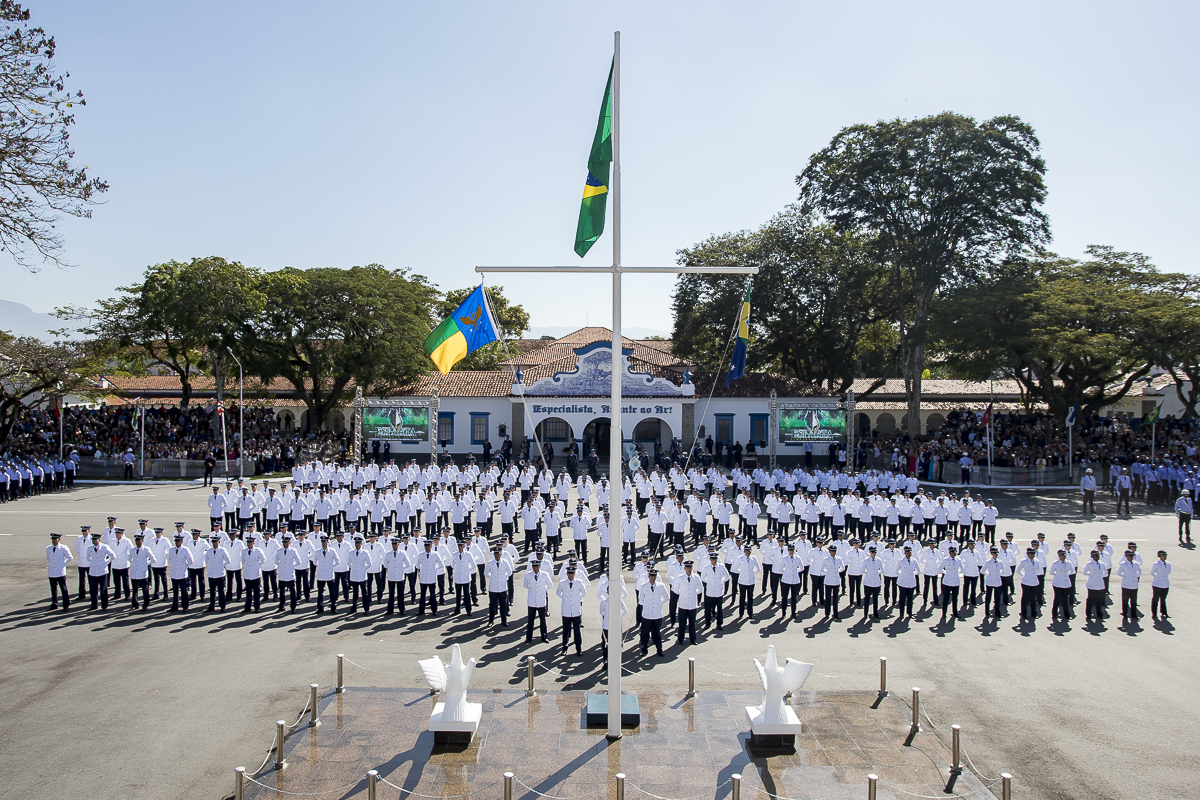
2,456,76,500
44,459,1177,653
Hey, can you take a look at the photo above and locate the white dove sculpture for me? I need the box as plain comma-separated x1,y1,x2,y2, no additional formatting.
418,644,477,723
753,645,813,726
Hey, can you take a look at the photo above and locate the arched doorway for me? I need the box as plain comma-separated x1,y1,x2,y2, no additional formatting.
925,413,945,433
857,412,871,436
876,413,896,434
583,417,611,462
633,417,673,446
535,417,574,445
534,417,574,467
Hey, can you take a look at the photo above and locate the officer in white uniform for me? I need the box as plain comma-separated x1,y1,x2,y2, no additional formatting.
672,560,703,646
168,533,195,612
46,532,73,610
312,533,342,614
524,559,553,642
557,563,588,655
484,547,512,626
86,531,114,610
275,533,307,613
637,570,669,657
128,531,157,610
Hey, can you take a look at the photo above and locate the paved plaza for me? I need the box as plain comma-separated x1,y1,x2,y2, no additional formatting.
0,482,1194,800
240,688,992,800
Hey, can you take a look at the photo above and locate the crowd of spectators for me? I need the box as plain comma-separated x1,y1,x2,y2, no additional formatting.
861,407,1200,483
2,403,349,474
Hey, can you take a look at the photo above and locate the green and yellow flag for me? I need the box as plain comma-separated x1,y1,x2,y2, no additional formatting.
424,285,499,375
574,60,614,258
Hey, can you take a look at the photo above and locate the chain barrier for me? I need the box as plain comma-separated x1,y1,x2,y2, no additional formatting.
532,661,568,678
342,656,410,675
252,742,277,777
627,778,730,800
920,706,950,734
694,662,756,679
513,776,614,800
284,696,313,731
378,775,505,798
810,665,873,680
747,783,858,800
243,775,361,797
960,745,1002,785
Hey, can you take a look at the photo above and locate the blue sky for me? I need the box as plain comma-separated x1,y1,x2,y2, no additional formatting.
5,1,1197,336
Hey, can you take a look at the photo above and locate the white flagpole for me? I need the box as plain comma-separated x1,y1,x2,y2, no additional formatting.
606,28,623,743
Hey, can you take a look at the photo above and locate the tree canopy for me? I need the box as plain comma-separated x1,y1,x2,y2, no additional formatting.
0,2,107,271
243,265,437,428
797,112,1050,430
931,246,1193,418
673,207,897,393
0,330,103,442
60,257,263,407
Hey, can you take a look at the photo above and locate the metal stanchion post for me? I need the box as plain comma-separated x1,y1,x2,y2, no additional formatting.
910,688,920,733
504,771,514,800
687,657,695,697
616,773,625,800
526,656,535,696
310,684,321,727
337,654,345,693
368,769,378,800
234,767,245,800
274,720,287,770
878,657,887,697
867,774,877,800
732,773,741,800
1001,773,1012,800
950,725,962,775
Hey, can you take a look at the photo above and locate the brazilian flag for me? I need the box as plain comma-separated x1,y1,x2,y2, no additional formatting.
574,60,614,257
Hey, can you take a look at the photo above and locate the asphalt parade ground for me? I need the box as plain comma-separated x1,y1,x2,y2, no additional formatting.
0,482,1193,800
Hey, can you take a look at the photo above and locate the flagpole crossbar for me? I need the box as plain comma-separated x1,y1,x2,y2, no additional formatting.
475,266,759,275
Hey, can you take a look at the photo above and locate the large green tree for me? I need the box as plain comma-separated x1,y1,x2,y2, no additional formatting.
0,2,107,270
0,331,103,443
58,257,263,407
244,265,437,430
932,246,1186,418
673,206,896,393
797,113,1050,433
437,285,530,370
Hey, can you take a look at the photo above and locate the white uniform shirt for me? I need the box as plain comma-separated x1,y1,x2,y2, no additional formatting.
671,573,704,610
204,546,231,578
638,581,669,619
556,578,588,616
275,546,306,581
168,545,194,579
1151,560,1171,588
312,547,342,581
46,543,74,577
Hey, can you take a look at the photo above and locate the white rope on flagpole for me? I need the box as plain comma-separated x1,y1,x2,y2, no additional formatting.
478,277,548,472
681,276,752,479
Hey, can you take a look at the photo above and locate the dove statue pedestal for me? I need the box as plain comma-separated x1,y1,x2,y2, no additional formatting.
745,704,802,750
429,701,482,744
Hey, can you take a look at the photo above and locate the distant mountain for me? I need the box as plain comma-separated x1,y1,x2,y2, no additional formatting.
0,299,76,339
528,325,671,341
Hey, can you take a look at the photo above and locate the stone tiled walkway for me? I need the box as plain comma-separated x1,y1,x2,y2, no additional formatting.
241,689,994,800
